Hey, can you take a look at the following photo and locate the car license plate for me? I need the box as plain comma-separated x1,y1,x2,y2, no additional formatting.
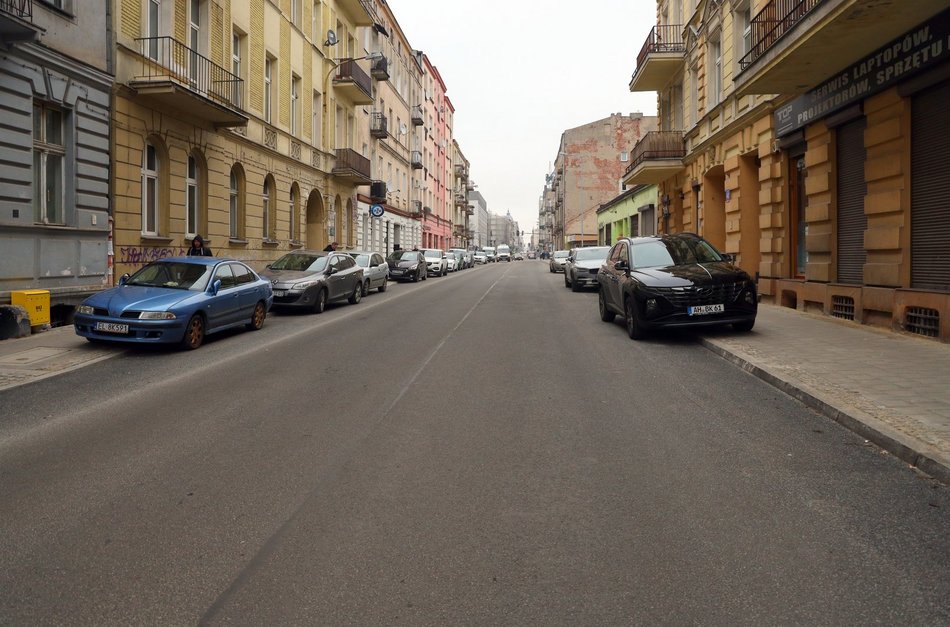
688,304,724,316
273,290,286,297
95,321,129,334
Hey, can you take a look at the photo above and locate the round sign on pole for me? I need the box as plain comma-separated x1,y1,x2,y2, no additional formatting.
369,204,385,218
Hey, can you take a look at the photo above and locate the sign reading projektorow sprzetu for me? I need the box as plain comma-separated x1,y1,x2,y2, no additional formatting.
774,8,950,138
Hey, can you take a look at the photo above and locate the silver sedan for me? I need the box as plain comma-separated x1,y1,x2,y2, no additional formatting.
349,251,389,295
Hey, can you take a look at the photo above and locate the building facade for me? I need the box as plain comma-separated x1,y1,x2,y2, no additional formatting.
550,113,658,249
0,0,113,322
596,184,659,244
626,0,949,341
468,188,488,249
451,139,473,248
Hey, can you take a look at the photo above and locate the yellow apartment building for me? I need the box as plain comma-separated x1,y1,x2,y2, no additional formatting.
626,0,950,342
111,0,384,278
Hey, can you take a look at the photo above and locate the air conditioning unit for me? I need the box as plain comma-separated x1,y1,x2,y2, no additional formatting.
370,180,387,200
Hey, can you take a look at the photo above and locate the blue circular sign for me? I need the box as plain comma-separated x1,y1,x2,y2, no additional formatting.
369,204,385,218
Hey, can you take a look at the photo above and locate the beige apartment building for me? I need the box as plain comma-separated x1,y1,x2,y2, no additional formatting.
452,140,473,248
625,0,950,341
111,0,386,278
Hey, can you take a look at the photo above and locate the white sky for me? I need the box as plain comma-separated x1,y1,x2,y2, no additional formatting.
387,0,659,234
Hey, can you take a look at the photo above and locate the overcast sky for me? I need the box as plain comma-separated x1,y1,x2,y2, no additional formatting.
387,0,659,234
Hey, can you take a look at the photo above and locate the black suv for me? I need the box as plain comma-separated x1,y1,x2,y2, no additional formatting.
597,234,757,340
386,250,427,282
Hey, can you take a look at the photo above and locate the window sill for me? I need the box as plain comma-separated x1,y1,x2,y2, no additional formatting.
140,235,174,244
262,238,280,247
228,238,249,247
289,240,304,249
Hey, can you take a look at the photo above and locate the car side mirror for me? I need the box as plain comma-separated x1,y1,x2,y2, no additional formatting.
119,273,130,286
210,279,222,295
615,260,629,272
327,267,336,275
721,253,735,263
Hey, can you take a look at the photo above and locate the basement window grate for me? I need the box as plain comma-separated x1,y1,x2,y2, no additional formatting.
905,307,939,338
831,295,855,320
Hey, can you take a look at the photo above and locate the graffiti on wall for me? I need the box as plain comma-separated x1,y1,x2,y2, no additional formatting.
118,246,189,266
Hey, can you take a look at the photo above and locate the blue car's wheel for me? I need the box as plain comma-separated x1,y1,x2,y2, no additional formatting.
246,301,266,330
181,314,205,350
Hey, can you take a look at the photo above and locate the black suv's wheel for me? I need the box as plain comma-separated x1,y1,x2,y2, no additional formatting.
733,318,755,332
625,297,645,340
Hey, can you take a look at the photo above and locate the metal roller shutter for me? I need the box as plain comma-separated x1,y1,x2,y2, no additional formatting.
836,117,867,284
911,80,950,292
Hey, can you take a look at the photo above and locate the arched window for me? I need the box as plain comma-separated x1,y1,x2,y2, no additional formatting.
229,164,246,240
262,178,271,240
142,140,160,235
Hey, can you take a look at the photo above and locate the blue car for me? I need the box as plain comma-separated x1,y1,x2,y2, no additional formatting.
74,257,273,350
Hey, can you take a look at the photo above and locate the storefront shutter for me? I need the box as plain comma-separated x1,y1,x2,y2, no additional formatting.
640,207,655,236
836,116,867,284
911,79,950,292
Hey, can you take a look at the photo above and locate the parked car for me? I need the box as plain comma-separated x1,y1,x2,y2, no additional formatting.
527,251,537,259
564,246,610,292
597,234,757,340
473,250,488,264
449,248,471,269
73,257,272,350
422,248,448,276
387,250,427,282
483,246,496,262
549,250,570,273
348,250,389,295
260,251,363,314
444,251,459,272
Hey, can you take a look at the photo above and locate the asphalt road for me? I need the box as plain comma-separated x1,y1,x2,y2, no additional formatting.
1,260,948,625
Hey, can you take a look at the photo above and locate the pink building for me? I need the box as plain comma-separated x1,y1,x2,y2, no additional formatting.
420,55,452,249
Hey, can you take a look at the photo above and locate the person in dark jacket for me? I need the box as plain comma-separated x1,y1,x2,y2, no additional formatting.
323,241,339,252
187,234,212,256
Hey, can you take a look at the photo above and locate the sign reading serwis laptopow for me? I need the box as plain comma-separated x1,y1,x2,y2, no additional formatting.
774,9,950,137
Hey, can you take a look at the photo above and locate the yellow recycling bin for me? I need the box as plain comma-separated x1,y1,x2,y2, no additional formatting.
11,290,50,327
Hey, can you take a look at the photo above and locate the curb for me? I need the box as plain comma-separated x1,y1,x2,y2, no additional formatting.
699,338,950,486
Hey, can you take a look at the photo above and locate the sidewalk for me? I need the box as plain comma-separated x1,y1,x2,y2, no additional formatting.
700,305,950,484
1,305,948,483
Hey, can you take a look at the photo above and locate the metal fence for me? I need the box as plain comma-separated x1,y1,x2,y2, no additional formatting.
739,0,824,70
626,131,686,174
0,0,32,19
635,24,686,71
135,36,243,110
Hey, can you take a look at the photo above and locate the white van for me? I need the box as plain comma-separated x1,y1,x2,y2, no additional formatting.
496,244,511,262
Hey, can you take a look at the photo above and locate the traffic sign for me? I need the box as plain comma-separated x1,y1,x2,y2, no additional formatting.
369,204,385,218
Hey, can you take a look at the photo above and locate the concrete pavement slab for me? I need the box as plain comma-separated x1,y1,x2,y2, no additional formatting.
0,325,120,392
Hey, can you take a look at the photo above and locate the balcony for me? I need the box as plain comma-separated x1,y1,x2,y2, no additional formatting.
621,131,685,186
336,0,374,27
1,0,42,43
454,163,467,177
333,59,374,105
371,55,390,81
410,200,422,217
331,148,372,184
455,192,467,206
370,112,388,138
735,0,949,95
130,37,246,127
411,104,424,126
465,205,474,216
410,150,423,169
629,24,686,92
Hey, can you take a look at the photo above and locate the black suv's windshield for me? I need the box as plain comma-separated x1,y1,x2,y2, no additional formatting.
631,238,723,268
127,261,212,291
270,253,328,272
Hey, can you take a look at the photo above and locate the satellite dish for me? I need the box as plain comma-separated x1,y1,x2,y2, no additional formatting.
399,123,408,135
324,29,338,46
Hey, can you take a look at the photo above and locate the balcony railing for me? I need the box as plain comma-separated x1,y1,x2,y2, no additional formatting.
332,148,372,183
134,37,244,115
334,59,374,103
636,24,686,71
739,0,824,71
370,111,388,138
625,131,686,175
411,104,424,126
410,150,423,169
0,0,31,19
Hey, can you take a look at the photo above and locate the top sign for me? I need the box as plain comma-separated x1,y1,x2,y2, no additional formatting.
369,204,384,218
774,9,950,137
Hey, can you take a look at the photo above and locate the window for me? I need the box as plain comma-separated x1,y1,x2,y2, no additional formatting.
186,155,199,236
620,151,629,162
142,141,159,235
735,1,752,64
312,91,322,146
262,178,272,239
312,1,322,42
147,0,161,60
291,74,300,135
291,0,300,26
229,169,239,238
289,185,298,241
232,30,245,107
33,103,65,225
708,35,722,108
264,56,274,124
